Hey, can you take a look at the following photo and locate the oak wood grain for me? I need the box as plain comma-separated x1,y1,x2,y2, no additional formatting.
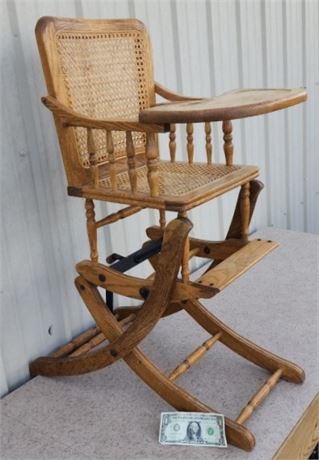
169,124,176,162
273,393,319,460
222,120,234,166
85,199,98,262
169,332,222,381
139,88,307,124
146,225,248,259
42,96,168,133
75,259,218,301
197,239,278,290
183,299,305,383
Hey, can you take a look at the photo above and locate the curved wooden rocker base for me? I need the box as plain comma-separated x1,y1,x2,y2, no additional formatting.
30,281,304,451
29,211,304,452
31,216,192,376
30,276,256,451
182,299,305,384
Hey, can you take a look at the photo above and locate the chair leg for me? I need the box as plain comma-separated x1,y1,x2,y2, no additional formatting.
204,179,264,273
227,179,264,240
183,298,305,383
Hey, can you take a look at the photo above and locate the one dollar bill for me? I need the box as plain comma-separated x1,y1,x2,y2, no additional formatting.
159,412,227,448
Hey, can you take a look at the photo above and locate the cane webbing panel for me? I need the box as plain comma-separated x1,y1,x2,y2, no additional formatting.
99,162,242,197
56,30,153,167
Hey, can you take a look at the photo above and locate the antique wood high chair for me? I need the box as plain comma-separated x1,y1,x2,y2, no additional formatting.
31,17,307,451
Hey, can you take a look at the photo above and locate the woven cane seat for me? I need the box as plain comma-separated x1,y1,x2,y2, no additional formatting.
77,161,259,211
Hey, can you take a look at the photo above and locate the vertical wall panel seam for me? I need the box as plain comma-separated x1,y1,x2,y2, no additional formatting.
282,0,291,229
301,0,308,232
5,1,49,348
74,0,84,18
128,0,135,18
7,0,74,341
170,0,183,93
206,0,224,239
261,0,272,226
235,0,247,166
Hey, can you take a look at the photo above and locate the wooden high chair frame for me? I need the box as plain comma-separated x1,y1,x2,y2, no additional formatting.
30,17,307,451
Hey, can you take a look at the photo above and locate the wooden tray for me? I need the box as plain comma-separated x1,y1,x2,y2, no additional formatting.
139,88,307,123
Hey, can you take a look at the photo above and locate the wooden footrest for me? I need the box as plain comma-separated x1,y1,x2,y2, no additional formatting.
196,239,279,291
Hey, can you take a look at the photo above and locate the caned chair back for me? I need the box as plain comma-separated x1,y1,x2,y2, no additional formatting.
36,17,155,186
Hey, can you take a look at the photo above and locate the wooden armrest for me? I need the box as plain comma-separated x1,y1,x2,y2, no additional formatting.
155,82,202,102
41,96,169,133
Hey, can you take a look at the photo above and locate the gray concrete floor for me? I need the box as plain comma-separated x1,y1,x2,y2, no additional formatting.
1,228,318,460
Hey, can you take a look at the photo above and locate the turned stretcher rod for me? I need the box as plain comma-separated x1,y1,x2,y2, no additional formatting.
236,368,283,425
69,332,107,357
169,332,222,382
189,247,200,259
96,205,142,228
67,314,137,358
119,313,136,327
51,314,136,359
51,326,101,358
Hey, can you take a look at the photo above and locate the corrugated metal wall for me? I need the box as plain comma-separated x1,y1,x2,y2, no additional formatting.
1,0,318,396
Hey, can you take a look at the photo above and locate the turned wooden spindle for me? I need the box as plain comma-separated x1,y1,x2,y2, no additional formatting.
169,123,176,162
240,182,250,242
169,332,222,381
178,211,190,283
205,122,213,164
182,236,190,283
189,247,200,259
69,332,106,357
186,123,194,164
85,198,98,262
236,369,283,425
126,131,137,192
146,132,160,197
57,313,136,358
222,120,233,166
159,209,166,229
51,326,101,358
87,128,99,186
106,130,117,191
96,205,142,229
119,313,136,327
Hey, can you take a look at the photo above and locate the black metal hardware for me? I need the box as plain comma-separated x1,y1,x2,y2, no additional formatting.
105,239,162,311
